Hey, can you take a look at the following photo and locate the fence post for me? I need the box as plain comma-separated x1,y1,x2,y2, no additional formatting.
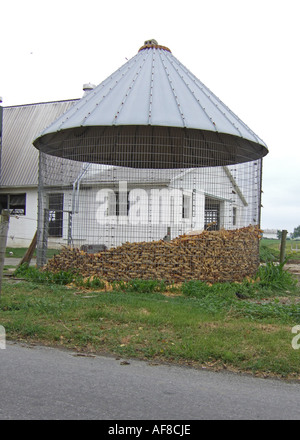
0,210,10,297
279,229,288,264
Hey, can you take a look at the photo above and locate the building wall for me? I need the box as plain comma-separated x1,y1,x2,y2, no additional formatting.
262,229,278,239
1,172,251,250
40,179,247,250
0,187,37,247
0,100,79,249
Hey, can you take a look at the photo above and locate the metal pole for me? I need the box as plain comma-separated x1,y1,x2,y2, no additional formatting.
37,153,48,267
67,211,73,246
0,210,10,298
258,158,263,229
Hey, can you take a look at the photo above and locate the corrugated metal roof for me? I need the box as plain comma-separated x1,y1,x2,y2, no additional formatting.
0,100,78,187
34,41,267,150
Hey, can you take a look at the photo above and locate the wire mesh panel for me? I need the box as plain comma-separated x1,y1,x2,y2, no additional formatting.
37,128,263,282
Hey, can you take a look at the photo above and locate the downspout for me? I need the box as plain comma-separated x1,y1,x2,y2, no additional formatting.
68,163,92,246
71,163,91,214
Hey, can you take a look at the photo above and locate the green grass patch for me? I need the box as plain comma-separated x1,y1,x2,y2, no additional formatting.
112,279,167,294
1,261,300,379
260,239,300,262
5,247,60,259
14,264,75,285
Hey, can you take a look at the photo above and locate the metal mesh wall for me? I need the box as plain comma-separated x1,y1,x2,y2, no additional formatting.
37,129,263,280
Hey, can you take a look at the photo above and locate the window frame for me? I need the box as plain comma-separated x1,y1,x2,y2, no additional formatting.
0,193,26,216
48,193,64,237
204,197,220,230
182,194,192,220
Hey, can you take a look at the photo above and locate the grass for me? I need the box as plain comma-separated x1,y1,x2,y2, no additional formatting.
5,247,60,259
260,238,300,262
1,260,300,380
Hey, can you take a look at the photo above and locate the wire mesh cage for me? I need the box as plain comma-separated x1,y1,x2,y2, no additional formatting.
36,130,263,283
34,41,267,283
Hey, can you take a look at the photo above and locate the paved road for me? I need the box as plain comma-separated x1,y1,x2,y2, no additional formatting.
0,342,299,420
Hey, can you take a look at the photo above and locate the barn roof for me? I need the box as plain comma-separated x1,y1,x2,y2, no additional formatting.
0,100,77,187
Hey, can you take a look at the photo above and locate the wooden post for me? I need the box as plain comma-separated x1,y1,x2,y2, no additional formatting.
16,230,37,270
0,210,10,297
279,229,288,264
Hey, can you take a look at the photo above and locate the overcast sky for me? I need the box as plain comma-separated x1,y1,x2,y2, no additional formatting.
1,0,299,233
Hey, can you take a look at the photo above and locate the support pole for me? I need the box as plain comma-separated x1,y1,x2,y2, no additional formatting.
279,229,288,264
0,210,10,297
16,230,37,270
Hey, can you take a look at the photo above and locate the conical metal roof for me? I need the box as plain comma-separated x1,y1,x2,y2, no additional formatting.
33,40,268,168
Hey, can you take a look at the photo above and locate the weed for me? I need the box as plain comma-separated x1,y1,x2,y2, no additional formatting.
77,276,105,290
14,264,75,285
14,264,110,291
255,261,297,292
259,244,278,262
113,279,167,294
182,280,210,298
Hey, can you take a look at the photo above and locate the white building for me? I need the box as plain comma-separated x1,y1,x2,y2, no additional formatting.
262,229,278,239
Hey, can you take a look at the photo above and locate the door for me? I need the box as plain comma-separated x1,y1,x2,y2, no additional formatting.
48,193,63,237
204,198,220,230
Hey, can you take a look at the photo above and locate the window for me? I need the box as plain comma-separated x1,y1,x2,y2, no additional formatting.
0,195,8,213
48,193,63,237
204,198,220,230
108,191,130,216
0,193,26,215
182,194,191,219
233,207,237,226
116,191,130,216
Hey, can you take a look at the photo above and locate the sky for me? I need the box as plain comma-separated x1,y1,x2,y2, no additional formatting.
1,0,299,233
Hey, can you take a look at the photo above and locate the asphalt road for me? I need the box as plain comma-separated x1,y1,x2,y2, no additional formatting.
0,342,299,421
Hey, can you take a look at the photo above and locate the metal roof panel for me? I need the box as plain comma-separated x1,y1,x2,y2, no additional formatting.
1,100,77,187
34,43,267,151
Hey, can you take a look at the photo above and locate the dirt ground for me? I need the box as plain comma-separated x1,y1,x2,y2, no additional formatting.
285,260,300,284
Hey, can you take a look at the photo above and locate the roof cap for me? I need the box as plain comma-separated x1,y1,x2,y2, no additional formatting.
139,39,171,52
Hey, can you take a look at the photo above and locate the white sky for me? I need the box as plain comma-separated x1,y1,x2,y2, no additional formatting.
1,0,299,233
